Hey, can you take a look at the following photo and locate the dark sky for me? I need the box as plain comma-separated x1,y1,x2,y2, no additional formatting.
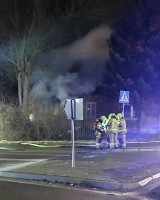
1,0,160,103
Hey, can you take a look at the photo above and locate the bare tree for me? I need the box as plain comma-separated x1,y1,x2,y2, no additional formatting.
0,0,57,116
0,0,133,115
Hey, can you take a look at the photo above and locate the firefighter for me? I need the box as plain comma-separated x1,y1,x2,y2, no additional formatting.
108,113,118,149
94,118,103,149
117,113,127,148
99,115,109,149
100,116,108,132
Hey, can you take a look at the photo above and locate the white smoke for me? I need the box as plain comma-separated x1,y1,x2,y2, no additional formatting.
50,73,78,100
30,25,112,103
68,25,112,60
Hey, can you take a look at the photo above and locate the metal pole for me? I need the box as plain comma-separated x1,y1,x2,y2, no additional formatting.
122,103,125,118
131,104,133,118
71,119,75,167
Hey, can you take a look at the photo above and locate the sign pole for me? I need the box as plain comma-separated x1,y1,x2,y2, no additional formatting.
71,119,75,167
64,98,83,168
122,103,125,118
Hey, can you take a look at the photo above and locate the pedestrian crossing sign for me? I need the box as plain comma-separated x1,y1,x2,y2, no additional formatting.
119,90,129,103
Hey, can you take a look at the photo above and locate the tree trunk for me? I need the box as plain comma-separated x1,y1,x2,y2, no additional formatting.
17,73,23,106
22,73,30,117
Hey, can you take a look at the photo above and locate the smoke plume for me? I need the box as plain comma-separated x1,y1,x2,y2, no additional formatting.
30,25,112,104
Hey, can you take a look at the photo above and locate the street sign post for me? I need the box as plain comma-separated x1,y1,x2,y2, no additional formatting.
119,91,129,118
64,98,83,120
64,98,83,167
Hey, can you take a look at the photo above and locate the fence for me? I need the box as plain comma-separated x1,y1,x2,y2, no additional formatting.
125,116,160,141
0,103,160,141
73,117,160,141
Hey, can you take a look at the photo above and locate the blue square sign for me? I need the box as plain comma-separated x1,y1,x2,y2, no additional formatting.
119,90,129,103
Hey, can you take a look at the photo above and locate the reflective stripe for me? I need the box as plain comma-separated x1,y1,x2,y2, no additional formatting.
110,143,114,148
110,128,117,131
96,143,100,148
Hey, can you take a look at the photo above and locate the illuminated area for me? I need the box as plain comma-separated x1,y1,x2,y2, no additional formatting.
1,1,160,198
0,0,159,142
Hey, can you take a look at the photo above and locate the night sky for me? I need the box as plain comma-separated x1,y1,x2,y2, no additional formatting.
0,0,160,105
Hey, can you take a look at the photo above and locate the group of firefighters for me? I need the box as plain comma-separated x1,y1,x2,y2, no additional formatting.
94,113,127,149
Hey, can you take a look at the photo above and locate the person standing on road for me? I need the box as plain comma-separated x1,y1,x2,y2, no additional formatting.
99,115,109,149
117,113,127,148
108,113,118,149
94,116,109,149
94,118,103,149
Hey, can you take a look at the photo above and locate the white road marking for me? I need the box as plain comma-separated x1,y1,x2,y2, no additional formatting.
83,155,97,158
128,141,160,144
138,171,160,187
0,158,45,161
0,147,14,150
0,159,46,172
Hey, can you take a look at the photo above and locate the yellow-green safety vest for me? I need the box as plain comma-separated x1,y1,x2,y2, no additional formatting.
118,118,127,134
108,118,118,134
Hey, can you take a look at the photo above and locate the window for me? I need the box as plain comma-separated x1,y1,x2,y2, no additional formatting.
86,102,96,118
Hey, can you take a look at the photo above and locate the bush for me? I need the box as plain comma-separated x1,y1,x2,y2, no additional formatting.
0,103,70,141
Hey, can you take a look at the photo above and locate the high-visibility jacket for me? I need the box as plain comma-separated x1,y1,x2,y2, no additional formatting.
118,118,127,134
101,118,109,133
108,117,118,134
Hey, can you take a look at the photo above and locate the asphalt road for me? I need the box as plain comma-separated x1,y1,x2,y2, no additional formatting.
0,147,158,171
0,142,160,199
0,148,71,172
1,178,159,200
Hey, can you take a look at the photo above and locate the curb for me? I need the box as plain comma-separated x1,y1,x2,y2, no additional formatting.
0,171,160,191
0,171,136,191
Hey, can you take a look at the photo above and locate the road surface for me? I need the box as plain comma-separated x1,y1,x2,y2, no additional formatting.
0,142,160,199
1,178,159,200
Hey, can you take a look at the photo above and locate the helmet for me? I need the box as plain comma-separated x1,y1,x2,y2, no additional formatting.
108,113,115,119
100,116,108,124
117,113,123,119
100,115,107,121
